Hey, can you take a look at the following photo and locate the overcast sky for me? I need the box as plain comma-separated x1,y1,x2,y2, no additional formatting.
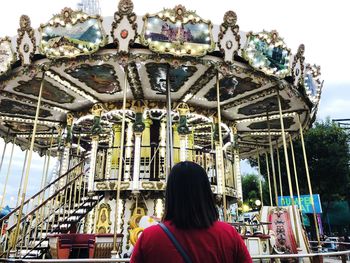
0,0,349,206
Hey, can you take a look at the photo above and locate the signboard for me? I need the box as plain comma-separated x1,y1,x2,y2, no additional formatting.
278,194,322,214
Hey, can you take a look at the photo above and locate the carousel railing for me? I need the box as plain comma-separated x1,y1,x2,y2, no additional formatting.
0,249,349,262
92,145,235,188
0,157,98,258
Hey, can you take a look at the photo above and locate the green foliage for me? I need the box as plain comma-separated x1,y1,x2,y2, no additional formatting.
242,173,270,209
248,119,350,212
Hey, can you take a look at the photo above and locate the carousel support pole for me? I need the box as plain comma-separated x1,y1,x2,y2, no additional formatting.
3,141,30,252
123,122,134,180
132,101,146,192
72,161,80,210
0,133,12,250
267,112,279,206
85,105,103,234
9,69,46,256
62,113,74,221
77,163,83,208
165,65,174,179
228,134,235,189
187,130,194,162
77,133,81,157
66,115,75,218
50,128,63,233
82,164,87,201
289,135,302,210
215,72,227,221
50,126,62,198
265,152,273,206
67,168,74,217
277,91,294,201
0,128,10,177
179,135,187,162
276,141,284,198
159,120,167,179
277,90,299,246
256,147,263,206
298,113,322,250
0,137,16,251
173,124,181,164
104,131,113,180
39,133,55,240
112,66,128,257
88,106,103,195
132,133,141,184
231,125,242,200
57,127,67,222
15,146,29,208
30,151,48,250
176,103,190,162
141,118,152,178
0,137,16,210
111,124,122,179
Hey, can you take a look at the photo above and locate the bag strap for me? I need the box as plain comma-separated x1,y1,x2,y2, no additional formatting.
159,223,192,263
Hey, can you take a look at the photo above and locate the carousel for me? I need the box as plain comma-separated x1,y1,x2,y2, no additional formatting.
0,0,323,260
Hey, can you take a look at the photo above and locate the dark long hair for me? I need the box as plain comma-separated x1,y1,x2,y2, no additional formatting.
163,161,219,229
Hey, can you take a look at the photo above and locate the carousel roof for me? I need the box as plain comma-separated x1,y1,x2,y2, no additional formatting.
0,1,323,157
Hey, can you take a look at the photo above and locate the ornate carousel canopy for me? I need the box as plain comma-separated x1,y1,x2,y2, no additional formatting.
0,1,323,157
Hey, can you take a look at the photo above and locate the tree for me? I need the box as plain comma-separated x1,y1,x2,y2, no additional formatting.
248,118,350,223
242,173,270,209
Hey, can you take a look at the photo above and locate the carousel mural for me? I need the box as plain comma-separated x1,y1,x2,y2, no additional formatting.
0,0,325,260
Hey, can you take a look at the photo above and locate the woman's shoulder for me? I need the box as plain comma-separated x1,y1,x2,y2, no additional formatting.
139,223,164,240
141,221,238,236
213,221,236,230
211,221,240,236
142,224,161,234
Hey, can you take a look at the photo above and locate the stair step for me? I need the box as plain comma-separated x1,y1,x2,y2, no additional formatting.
17,246,47,250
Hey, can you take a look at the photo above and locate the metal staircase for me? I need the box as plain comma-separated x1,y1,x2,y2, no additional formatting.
0,157,102,259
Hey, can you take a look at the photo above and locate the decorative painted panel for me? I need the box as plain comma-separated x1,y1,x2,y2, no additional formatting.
14,78,74,104
141,5,215,57
0,37,15,76
238,96,290,116
243,30,291,78
247,117,294,130
96,203,112,234
39,8,107,58
4,121,51,133
146,63,197,94
304,64,322,105
0,99,52,118
204,76,260,102
65,64,121,94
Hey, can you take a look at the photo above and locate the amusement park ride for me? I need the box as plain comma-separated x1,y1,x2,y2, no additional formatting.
0,0,325,260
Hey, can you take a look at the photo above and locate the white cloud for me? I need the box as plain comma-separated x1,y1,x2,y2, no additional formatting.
318,98,350,120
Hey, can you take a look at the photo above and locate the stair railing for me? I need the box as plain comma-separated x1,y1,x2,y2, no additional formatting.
0,158,86,258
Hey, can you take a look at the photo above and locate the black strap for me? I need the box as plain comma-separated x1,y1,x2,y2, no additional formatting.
159,223,192,263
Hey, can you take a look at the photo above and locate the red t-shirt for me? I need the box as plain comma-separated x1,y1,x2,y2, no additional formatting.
130,220,252,263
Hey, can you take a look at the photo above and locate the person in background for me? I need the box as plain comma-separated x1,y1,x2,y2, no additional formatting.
131,161,252,263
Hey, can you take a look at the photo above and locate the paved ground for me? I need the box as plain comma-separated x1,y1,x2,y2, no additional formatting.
324,257,350,262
